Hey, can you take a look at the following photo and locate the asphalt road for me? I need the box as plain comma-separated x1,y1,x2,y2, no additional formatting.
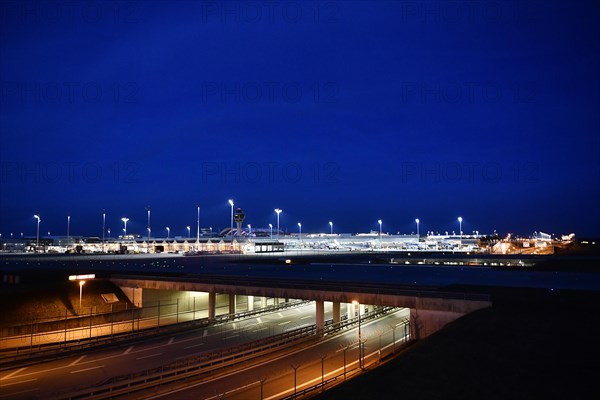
0,301,350,400
139,309,411,400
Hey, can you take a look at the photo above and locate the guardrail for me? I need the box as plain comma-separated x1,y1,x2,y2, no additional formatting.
51,306,400,400
0,299,311,367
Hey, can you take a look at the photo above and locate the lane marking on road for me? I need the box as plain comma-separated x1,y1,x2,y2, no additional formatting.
1,367,27,380
168,337,174,345
278,321,291,326
184,343,205,349
0,387,39,398
143,309,408,400
136,353,162,360
69,355,86,366
0,378,37,387
124,345,134,354
203,330,208,337
70,366,104,374
277,312,283,317
300,315,312,320
256,317,262,323
253,327,268,332
223,334,239,340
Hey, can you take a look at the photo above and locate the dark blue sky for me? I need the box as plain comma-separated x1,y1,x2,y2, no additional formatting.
1,0,599,238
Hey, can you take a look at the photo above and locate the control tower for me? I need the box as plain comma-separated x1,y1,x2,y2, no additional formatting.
234,208,245,237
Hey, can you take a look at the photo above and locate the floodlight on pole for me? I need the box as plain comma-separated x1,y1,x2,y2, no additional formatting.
195,204,200,244
415,218,420,239
378,219,382,241
121,217,129,237
186,226,191,239
229,199,234,236
166,227,170,239
275,208,282,240
298,222,302,241
329,221,333,235
146,206,151,241
102,209,106,251
33,215,41,248
269,223,273,239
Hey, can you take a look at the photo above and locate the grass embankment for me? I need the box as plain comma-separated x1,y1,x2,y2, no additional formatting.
316,287,600,400
0,279,130,325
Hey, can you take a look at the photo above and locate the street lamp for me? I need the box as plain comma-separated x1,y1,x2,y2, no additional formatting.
415,218,420,239
229,199,234,236
33,214,41,249
107,228,110,239
247,224,252,237
275,208,282,240
298,222,302,241
352,300,362,369
186,226,191,239
378,219,382,242
269,223,273,239
329,221,333,235
121,217,129,238
458,216,463,239
67,215,70,244
196,204,200,243
146,206,151,242
102,209,106,251
69,274,95,311
166,227,170,239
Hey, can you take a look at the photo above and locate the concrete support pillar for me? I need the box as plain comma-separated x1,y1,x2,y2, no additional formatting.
360,304,365,315
347,302,355,320
274,298,279,305
208,292,216,320
247,295,254,311
332,302,341,324
261,297,267,308
229,294,236,315
315,300,325,334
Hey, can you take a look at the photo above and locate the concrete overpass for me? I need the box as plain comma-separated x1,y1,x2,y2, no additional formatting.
111,274,491,339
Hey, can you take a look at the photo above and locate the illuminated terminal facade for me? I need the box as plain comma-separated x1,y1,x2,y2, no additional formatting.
0,232,564,255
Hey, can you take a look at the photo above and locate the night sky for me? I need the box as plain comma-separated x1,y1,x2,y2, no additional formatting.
1,0,599,239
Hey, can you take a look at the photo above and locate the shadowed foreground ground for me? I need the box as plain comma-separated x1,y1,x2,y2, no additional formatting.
316,286,600,400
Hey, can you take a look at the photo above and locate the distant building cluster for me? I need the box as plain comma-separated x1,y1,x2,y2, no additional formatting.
0,231,575,255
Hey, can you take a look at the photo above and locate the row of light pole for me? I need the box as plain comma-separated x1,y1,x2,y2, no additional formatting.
26,209,464,244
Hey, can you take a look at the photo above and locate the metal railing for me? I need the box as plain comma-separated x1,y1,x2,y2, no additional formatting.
50,307,400,400
0,299,310,367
